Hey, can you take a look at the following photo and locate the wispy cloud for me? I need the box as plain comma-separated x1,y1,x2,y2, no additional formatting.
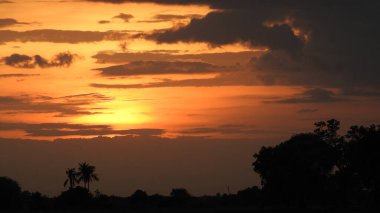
0,122,165,137
93,50,260,66
0,74,39,78
0,29,129,44
266,88,346,104
0,18,29,28
180,124,271,135
0,1,13,4
139,14,203,23
297,109,318,113
95,61,236,77
0,93,113,117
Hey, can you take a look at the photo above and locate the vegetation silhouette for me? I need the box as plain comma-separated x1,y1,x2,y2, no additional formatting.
0,176,21,209
63,168,77,189
77,162,99,191
253,133,337,207
1,119,379,212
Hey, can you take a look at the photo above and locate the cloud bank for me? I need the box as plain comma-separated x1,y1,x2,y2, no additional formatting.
95,60,235,76
0,93,112,117
0,29,128,44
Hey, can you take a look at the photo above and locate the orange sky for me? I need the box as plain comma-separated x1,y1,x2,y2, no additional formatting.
1,0,380,196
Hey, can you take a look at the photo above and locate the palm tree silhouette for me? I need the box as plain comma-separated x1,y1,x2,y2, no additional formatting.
77,162,99,191
63,168,77,189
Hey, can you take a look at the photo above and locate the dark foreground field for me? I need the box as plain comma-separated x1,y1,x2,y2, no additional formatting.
1,120,379,213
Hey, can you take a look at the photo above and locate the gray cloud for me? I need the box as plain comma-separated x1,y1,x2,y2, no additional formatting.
85,0,209,5
0,18,29,28
84,0,255,8
90,69,258,88
180,124,270,135
267,88,345,104
341,88,380,98
135,1,380,88
1,52,78,68
155,14,202,20
147,10,303,56
113,13,134,22
0,74,39,78
98,20,111,24
297,109,318,113
0,29,128,44
139,14,203,23
0,93,112,117
0,122,165,137
93,51,260,66
95,60,236,76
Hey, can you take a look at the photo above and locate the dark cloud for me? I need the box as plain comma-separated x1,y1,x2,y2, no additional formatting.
98,20,111,24
93,51,260,66
155,14,202,20
85,0,209,5
297,109,318,113
1,52,78,68
180,124,270,135
95,61,235,76
2,54,33,68
139,14,203,23
113,13,134,22
134,1,380,88
0,93,112,117
341,88,380,98
84,0,255,8
0,0,13,3
59,93,113,101
0,122,165,137
90,69,258,88
0,29,128,44
148,10,303,55
267,88,345,104
0,18,29,28
0,74,39,78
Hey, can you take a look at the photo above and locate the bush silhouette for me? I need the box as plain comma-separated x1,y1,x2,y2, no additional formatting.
171,188,191,204
129,189,148,206
0,176,21,209
56,186,92,208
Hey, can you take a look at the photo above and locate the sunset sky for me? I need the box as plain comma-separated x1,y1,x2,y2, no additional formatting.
1,0,379,196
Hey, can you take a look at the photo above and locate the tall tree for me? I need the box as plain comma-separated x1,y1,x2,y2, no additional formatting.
77,162,99,191
345,124,380,205
253,133,337,206
63,168,77,189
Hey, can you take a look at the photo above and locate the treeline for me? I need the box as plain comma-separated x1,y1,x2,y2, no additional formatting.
253,119,380,208
0,180,262,212
0,119,379,212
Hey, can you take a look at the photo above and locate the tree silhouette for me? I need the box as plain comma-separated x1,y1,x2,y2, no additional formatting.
0,177,21,209
63,168,77,189
170,188,191,204
77,162,99,191
345,124,380,205
130,190,148,206
253,133,337,206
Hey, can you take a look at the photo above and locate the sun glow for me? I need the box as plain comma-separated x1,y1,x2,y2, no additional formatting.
73,104,152,126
